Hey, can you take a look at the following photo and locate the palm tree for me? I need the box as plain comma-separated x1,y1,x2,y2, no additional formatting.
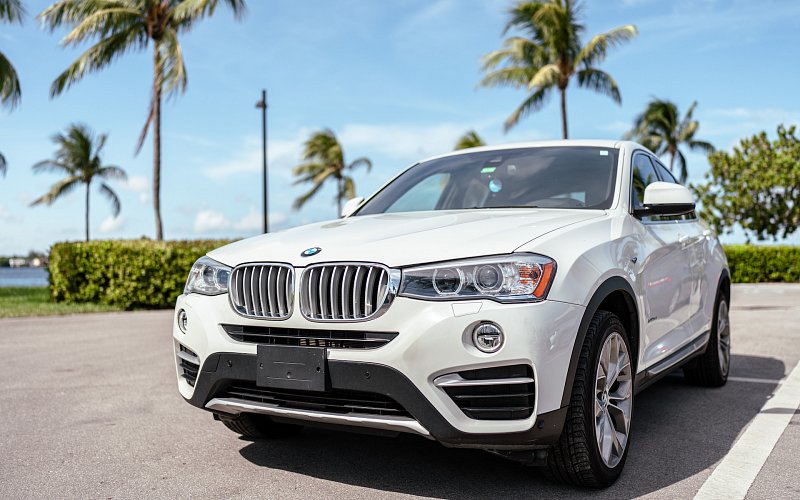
292,129,372,216
625,99,714,183
30,124,127,241
454,130,486,150
480,0,637,138
39,0,247,241
1,0,24,177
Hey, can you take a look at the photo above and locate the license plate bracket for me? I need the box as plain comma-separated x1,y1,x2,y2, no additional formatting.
256,345,326,392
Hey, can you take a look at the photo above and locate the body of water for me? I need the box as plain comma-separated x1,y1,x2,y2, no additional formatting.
0,267,49,287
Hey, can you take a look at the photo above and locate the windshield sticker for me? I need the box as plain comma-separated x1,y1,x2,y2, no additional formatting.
481,166,497,173
489,179,503,193
599,150,609,156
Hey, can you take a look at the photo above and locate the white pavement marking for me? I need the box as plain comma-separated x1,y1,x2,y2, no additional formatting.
727,376,783,385
694,361,800,500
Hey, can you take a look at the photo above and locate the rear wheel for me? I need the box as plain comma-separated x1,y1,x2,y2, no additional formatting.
220,413,303,439
684,290,730,386
546,310,633,488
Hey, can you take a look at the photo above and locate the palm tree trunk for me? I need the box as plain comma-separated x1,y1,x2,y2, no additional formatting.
337,176,343,217
152,46,164,241
85,182,90,242
560,87,568,139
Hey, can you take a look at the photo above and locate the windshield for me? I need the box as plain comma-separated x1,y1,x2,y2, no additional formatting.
357,146,620,215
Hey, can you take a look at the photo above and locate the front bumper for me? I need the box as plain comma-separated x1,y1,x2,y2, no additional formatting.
173,292,584,449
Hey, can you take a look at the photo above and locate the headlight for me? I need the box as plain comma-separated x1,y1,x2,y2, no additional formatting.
184,256,231,295
399,254,556,303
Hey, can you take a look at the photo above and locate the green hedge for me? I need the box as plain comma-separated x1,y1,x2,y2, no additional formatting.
723,245,800,283
49,239,233,309
46,240,798,309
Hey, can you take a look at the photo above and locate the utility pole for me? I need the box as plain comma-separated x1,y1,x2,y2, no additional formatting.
255,89,268,233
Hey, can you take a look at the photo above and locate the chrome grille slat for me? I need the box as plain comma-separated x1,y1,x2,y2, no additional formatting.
229,263,294,320
300,263,397,322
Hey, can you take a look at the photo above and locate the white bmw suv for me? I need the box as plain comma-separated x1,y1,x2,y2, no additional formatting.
174,140,730,487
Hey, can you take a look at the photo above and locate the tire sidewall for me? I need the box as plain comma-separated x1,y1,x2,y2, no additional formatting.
584,314,634,483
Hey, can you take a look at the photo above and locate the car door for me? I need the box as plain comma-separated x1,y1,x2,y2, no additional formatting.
630,153,693,368
652,159,707,337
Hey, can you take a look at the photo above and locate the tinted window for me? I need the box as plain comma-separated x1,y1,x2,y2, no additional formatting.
358,147,619,215
385,173,450,213
631,154,659,210
654,160,679,184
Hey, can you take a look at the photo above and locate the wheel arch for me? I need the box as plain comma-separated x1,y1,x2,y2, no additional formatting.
559,276,639,408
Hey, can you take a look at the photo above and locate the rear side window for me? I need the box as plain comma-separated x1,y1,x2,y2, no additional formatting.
654,160,680,184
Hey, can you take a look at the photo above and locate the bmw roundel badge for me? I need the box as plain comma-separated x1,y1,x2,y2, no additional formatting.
301,247,322,257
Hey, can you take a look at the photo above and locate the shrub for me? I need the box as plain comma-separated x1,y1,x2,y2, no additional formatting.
48,239,233,309
723,245,800,283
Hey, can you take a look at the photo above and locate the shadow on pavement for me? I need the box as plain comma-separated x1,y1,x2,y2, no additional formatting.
238,354,783,498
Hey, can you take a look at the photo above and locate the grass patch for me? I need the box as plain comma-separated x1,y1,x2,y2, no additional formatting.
0,287,124,318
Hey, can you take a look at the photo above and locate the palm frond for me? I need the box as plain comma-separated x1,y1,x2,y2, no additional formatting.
173,0,247,28
60,6,144,46
347,157,372,173
479,66,534,89
341,175,356,201
528,63,562,90
454,130,485,150
29,175,82,206
0,0,25,23
49,26,148,97
32,159,74,175
159,30,188,98
688,140,714,155
504,86,551,132
98,181,121,216
0,50,21,109
576,68,621,104
98,165,127,180
575,25,638,67
675,150,688,183
292,178,327,210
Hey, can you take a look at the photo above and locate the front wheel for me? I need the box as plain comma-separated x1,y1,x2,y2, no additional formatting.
546,310,634,488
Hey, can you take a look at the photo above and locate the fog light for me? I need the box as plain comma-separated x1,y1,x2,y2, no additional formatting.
178,309,188,333
472,322,504,353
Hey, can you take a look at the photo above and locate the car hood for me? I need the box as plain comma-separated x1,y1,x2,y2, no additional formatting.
208,209,606,268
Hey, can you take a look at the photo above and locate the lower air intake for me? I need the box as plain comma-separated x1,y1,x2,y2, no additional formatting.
436,364,535,420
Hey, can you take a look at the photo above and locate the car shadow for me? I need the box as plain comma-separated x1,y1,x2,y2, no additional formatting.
237,354,784,498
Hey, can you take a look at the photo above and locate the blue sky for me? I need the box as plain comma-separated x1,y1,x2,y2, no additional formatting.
1,0,799,255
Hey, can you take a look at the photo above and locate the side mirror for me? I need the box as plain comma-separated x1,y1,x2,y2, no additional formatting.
341,197,365,218
635,182,695,217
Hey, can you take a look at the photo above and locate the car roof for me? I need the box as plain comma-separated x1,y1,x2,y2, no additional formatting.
417,139,645,164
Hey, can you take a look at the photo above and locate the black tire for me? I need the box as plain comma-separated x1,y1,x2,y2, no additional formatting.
220,413,303,439
683,288,730,387
545,310,633,488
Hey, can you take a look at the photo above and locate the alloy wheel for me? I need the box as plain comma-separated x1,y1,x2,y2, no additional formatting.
595,332,633,468
717,299,731,376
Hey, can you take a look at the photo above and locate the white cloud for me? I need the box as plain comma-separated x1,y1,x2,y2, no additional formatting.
122,175,150,204
702,107,800,146
203,132,307,180
194,209,230,233
338,122,465,161
99,215,125,234
0,204,12,222
193,206,289,234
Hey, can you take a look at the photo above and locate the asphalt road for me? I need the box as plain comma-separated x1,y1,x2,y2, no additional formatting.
1,284,798,499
